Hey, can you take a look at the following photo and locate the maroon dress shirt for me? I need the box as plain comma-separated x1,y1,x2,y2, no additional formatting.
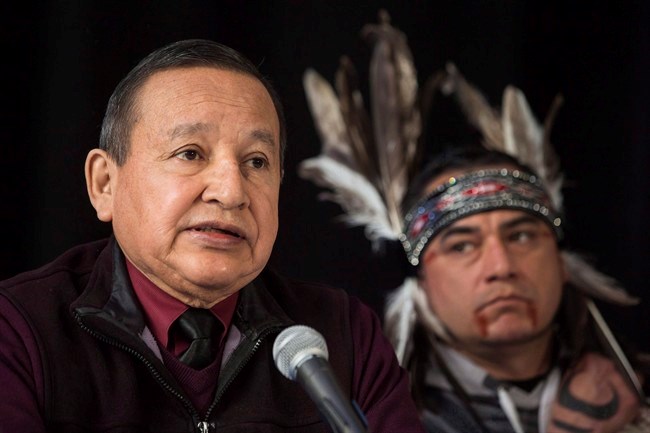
126,261,239,413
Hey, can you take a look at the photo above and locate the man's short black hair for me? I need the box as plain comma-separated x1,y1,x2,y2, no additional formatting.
99,39,287,168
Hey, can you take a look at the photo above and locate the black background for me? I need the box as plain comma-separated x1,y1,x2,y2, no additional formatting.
1,1,648,352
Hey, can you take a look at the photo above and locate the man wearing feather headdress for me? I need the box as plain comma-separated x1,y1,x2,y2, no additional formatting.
299,11,649,433
393,145,645,433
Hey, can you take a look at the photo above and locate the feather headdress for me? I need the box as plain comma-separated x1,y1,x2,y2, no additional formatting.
299,10,421,246
299,12,639,369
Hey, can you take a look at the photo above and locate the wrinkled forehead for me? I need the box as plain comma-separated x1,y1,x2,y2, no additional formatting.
131,67,281,148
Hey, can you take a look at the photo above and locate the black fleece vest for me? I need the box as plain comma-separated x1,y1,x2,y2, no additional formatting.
1,239,355,432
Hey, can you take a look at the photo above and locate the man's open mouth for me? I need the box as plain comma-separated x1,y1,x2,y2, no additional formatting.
192,227,243,238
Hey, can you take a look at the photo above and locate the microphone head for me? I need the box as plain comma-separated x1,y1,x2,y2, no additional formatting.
273,325,329,380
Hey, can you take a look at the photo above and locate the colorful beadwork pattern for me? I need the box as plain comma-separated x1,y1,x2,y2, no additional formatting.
400,169,563,266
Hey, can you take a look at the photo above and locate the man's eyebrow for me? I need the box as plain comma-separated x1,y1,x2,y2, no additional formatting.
169,122,210,139
500,214,541,230
439,225,479,242
250,129,276,148
167,124,276,149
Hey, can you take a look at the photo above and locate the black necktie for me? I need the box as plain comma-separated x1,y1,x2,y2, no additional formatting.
175,307,221,369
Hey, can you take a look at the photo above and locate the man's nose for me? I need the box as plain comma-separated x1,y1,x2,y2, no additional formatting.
201,160,250,210
483,237,516,282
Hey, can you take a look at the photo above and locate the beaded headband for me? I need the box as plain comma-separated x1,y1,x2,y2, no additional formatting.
399,168,563,266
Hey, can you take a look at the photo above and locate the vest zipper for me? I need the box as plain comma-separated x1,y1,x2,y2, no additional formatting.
202,327,280,424
73,312,203,429
75,311,284,433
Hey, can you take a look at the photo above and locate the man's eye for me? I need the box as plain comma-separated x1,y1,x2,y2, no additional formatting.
449,242,474,253
248,157,268,169
176,150,201,161
509,231,533,243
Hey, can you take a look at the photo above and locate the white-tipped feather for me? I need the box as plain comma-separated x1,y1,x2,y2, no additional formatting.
384,277,419,364
562,251,639,306
298,156,398,245
412,285,452,344
385,278,452,365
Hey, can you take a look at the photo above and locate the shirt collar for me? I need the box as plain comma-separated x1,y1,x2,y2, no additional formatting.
425,343,553,404
126,260,239,349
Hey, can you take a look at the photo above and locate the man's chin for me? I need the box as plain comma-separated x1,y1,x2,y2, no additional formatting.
165,264,259,302
186,269,258,292
179,251,259,281
480,322,551,347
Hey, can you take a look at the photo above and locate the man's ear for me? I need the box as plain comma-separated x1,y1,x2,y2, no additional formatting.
85,149,116,222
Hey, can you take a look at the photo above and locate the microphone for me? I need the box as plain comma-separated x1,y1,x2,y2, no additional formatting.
273,325,369,433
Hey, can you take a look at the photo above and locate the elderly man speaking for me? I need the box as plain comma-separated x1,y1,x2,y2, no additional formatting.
0,39,425,433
